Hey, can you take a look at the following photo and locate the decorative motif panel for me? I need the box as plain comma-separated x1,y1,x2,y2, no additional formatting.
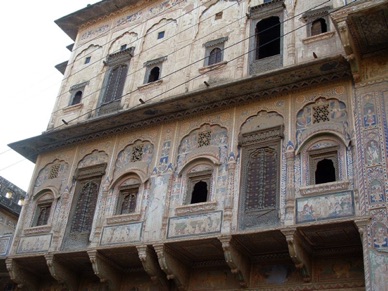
16,234,52,254
100,222,142,245
296,97,349,148
296,191,354,223
167,211,222,238
34,160,69,188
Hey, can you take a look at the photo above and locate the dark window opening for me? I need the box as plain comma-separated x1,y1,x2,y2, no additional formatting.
215,12,223,20
315,158,336,184
208,48,222,65
190,181,208,204
158,31,165,39
311,18,327,36
84,56,91,64
120,44,127,51
148,67,160,82
255,16,280,60
71,90,82,105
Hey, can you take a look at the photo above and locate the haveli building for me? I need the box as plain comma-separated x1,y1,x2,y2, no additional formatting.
0,176,25,290
6,0,388,290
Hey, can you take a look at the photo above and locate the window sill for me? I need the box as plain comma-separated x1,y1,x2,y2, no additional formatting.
138,79,163,91
175,201,217,216
199,61,227,74
106,213,141,225
62,103,83,113
302,31,335,44
24,225,52,236
299,180,350,196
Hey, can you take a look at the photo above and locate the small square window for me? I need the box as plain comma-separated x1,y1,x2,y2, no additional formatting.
144,56,167,84
215,12,223,20
157,31,165,39
84,56,91,64
203,37,228,67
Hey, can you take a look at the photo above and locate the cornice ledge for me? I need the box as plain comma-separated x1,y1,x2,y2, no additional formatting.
302,31,336,44
24,225,52,236
106,213,141,225
175,201,217,216
9,55,351,163
299,180,350,196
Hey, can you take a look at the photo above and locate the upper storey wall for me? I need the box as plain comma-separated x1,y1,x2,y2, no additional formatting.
48,0,345,130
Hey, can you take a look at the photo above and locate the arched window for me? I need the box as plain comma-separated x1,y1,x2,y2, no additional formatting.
208,48,222,65
311,18,327,36
255,16,280,59
120,191,137,214
185,167,213,204
71,90,82,105
32,191,54,227
148,67,160,83
116,176,141,215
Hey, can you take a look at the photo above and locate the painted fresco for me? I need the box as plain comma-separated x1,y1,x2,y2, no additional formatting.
144,175,169,241
190,267,240,290
315,256,364,282
100,222,142,245
296,191,354,223
167,211,222,238
370,250,388,291
17,234,52,254
251,263,301,286
296,97,349,148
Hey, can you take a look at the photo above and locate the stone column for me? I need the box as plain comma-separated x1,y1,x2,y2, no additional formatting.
285,150,295,225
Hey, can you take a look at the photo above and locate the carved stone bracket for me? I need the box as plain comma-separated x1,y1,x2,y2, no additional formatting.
87,250,122,291
6,258,39,291
218,235,250,288
153,244,189,290
137,245,169,289
281,228,311,282
45,253,78,290
354,216,371,239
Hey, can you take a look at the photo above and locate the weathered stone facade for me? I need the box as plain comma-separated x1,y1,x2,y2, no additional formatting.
7,0,388,290
0,176,26,290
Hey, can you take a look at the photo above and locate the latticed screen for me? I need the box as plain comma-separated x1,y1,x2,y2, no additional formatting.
245,147,277,211
103,64,128,103
70,181,99,233
198,131,211,147
313,104,330,123
131,144,144,162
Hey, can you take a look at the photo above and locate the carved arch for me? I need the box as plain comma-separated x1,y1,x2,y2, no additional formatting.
108,31,138,54
113,139,154,181
295,97,350,150
176,123,228,173
77,150,109,168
